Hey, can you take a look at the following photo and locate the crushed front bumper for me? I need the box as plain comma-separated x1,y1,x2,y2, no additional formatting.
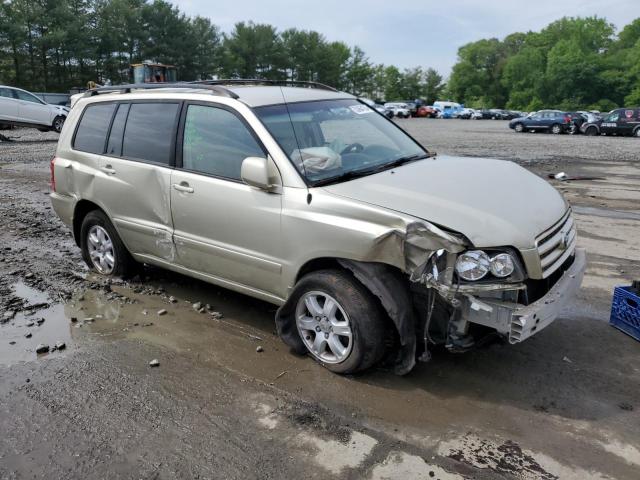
462,248,586,343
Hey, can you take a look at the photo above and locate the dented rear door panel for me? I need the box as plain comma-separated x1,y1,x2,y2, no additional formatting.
95,158,175,261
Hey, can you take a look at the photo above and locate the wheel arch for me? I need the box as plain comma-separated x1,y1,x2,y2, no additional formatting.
282,256,416,375
72,199,106,246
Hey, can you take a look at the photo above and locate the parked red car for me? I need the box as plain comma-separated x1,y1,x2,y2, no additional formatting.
416,106,437,118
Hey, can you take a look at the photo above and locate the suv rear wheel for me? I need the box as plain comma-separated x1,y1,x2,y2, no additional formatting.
551,123,562,134
292,270,386,374
80,210,137,278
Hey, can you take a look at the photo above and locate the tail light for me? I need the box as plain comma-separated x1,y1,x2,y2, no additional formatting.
50,156,56,192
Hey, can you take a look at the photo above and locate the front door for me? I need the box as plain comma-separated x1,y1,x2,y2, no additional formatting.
600,111,620,135
170,103,284,298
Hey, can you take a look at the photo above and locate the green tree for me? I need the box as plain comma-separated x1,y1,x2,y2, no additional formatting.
448,38,510,108
423,68,444,104
344,46,372,95
221,22,285,79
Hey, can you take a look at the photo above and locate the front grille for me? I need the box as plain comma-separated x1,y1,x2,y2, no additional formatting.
536,209,577,278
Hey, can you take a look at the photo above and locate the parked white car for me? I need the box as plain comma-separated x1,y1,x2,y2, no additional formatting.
383,102,411,118
0,85,69,132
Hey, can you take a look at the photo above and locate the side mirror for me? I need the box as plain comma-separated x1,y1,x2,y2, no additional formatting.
241,156,272,190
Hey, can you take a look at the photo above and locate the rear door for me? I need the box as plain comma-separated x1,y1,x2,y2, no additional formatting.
90,101,180,261
170,102,283,297
0,88,18,121
13,89,52,125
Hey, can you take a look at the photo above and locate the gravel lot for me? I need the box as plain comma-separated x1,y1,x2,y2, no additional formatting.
1,122,639,479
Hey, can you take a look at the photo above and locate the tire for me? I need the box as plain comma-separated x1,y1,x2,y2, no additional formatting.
52,115,65,133
551,123,562,134
291,269,386,374
585,126,598,136
514,123,524,133
634,127,640,138
80,210,137,278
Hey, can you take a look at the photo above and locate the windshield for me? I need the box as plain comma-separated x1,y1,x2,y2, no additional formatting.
254,99,428,186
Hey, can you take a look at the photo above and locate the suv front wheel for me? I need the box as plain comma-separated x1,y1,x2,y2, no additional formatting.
53,115,65,133
293,270,386,374
80,210,137,278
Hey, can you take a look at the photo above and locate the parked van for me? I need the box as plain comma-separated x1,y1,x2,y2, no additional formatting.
433,101,463,118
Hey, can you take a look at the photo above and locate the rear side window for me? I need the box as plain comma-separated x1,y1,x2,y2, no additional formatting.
14,90,43,103
122,103,179,164
0,88,13,98
182,105,264,180
74,103,116,154
106,104,130,156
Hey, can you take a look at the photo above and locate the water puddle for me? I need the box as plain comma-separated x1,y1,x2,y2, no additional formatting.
1,282,71,365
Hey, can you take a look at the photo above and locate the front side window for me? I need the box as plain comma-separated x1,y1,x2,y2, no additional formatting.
0,88,13,98
74,103,116,154
14,90,44,104
255,99,428,186
122,103,179,164
182,105,264,180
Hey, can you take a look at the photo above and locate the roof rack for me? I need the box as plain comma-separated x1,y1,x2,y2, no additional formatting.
189,79,338,92
83,82,239,99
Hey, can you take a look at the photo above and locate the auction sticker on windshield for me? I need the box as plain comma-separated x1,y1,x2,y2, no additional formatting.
350,104,373,114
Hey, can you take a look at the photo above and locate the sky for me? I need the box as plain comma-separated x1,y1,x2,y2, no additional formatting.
172,0,638,76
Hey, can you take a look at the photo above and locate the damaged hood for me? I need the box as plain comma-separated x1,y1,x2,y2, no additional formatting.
322,155,567,249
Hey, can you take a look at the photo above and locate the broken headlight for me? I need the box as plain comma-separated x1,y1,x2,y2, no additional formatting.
455,250,518,281
455,250,491,281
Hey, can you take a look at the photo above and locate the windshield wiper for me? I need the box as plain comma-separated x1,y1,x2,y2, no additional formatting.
311,169,377,187
311,153,432,187
382,153,432,169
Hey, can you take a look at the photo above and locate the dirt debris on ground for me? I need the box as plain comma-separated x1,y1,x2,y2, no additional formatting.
1,124,639,479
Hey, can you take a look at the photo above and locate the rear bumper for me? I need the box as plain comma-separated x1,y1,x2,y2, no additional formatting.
463,248,586,343
50,191,76,231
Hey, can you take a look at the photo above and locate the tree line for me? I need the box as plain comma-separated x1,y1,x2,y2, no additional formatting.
0,0,445,103
448,16,640,111
2,2,637,110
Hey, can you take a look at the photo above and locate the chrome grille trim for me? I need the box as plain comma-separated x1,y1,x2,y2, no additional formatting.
536,209,577,278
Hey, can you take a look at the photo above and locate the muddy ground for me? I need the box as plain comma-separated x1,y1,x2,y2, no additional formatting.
0,121,639,479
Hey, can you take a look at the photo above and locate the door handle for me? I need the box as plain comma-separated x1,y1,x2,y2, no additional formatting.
101,165,116,175
172,182,194,194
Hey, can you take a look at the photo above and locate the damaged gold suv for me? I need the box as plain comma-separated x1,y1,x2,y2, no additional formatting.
51,81,586,375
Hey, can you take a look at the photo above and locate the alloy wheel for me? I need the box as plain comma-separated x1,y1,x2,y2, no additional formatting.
87,225,115,274
54,117,65,133
295,291,353,364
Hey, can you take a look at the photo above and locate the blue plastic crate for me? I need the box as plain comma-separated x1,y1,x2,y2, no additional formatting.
609,286,640,341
